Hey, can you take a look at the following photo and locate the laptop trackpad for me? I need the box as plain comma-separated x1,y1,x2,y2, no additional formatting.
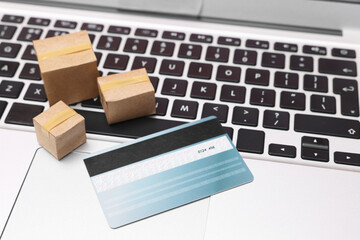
205,159,360,240
3,148,209,239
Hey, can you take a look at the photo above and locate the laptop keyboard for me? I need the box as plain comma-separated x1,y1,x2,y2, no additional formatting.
0,8,360,171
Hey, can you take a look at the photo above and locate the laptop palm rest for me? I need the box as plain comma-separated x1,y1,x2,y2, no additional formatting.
204,159,360,239
2,148,209,240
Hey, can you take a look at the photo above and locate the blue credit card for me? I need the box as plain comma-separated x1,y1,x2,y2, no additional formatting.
84,116,253,228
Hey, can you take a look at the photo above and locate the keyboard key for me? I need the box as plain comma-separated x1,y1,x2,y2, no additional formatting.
124,38,148,53
171,100,198,119
23,83,47,102
54,20,77,29
217,36,241,46
303,45,326,55
246,39,269,49
0,80,24,98
201,103,229,123
5,102,44,126
0,100,7,119
0,60,19,77
301,136,329,150
45,30,68,38
81,23,103,32
310,95,336,114
274,42,298,52
223,127,234,140
94,52,102,66
161,78,188,97
303,75,328,92
159,59,184,76
81,97,102,109
135,28,157,37
162,31,185,40
232,106,259,126
78,109,185,138
132,56,157,73
280,91,305,110
0,24,17,39
22,45,37,61
190,33,213,43
333,78,359,117
28,17,50,26
301,136,329,162
236,128,265,154
233,49,257,65
188,62,212,79
334,152,360,167
88,34,95,43
190,81,217,100
19,63,41,80
220,85,246,103
263,110,289,130
0,42,21,58
332,48,356,59
290,55,313,72
216,65,241,83
294,114,360,139
274,72,299,89
155,97,169,116
2,15,24,23
261,52,285,69
103,54,129,70
250,88,276,107
108,25,131,35
205,46,229,62
151,41,175,56
17,27,43,41
178,44,202,59
319,58,357,77
97,36,121,50
301,148,329,162
245,68,270,86
269,144,296,158
149,76,159,92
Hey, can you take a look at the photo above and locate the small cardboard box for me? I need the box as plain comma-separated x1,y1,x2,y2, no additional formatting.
33,101,86,160
33,30,99,106
98,68,156,124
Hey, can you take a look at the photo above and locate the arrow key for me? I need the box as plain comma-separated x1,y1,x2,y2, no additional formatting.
269,143,296,158
201,103,229,123
334,152,360,167
301,136,329,150
301,147,329,162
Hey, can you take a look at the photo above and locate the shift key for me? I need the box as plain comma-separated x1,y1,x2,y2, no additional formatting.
294,114,360,139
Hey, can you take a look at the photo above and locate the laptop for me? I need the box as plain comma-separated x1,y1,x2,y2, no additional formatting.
1,0,360,238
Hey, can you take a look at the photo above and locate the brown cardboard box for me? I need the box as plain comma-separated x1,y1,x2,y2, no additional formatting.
98,68,156,124
33,101,86,160
33,30,99,106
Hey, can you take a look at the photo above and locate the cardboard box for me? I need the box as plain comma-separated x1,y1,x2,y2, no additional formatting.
33,30,99,106
98,68,156,124
33,101,86,160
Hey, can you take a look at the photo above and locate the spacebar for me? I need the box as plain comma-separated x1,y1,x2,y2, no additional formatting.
294,114,360,139
77,110,186,139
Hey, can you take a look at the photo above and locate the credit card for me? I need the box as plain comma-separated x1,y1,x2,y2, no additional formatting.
84,116,253,228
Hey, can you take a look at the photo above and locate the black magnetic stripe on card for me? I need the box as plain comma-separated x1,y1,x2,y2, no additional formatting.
84,118,224,177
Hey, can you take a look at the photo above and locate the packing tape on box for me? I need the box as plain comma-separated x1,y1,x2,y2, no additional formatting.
42,108,77,133
99,75,148,92
37,42,93,61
